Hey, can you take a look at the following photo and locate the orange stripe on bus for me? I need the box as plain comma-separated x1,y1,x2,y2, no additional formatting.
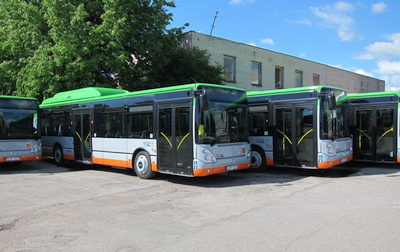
92,157,132,168
193,162,251,177
318,155,353,169
152,162,158,172
43,151,74,161
64,154,75,161
266,157,274,166
43,150,53,156
0,155,41,163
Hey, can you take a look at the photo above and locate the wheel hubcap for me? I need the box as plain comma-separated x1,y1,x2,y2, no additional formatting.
54,149,61,162
250,151,262,169
136,155,149,174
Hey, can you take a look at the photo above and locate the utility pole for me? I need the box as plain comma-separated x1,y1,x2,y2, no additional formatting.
210,10,218,36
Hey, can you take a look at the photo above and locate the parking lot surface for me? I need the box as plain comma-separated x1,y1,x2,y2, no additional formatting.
1,160,400,251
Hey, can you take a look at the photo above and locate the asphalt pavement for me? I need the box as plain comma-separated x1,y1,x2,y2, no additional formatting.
1,160,399,251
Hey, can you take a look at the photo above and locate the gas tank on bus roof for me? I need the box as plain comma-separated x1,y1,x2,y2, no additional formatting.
41,87,129,106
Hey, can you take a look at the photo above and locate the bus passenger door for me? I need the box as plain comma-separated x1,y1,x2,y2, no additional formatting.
73,109,93,164
376,107,396,161
275,106,293,166
295,103,315,166
157,103,193,176
354,109,373,161
354,106,396,162
274,102,316,167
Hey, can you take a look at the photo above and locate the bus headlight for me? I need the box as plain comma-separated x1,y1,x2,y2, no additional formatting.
326,143,336,156
198,147,217,163
31,142,42,153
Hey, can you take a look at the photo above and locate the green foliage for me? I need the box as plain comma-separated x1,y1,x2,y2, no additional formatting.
1,0,195,101
156,46,224,86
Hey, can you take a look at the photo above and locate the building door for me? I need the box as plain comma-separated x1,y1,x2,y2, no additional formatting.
157,102,193,175
73,109,93,164
274,102,316,167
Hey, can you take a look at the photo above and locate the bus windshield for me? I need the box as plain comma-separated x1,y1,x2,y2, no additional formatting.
0,110,39,140
0,97,39,140
320,88,349,140
196,88,248,145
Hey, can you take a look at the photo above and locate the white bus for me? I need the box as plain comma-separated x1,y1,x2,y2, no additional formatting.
348,91,400,163
40,84,251,178
0,95,41,165
247,86,353,171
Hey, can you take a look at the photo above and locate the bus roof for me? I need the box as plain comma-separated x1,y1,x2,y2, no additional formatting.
0,96,39,110
0,95,38,101
40,87,129,106
40,83,244,108
347,90,400,99
247,85,346,98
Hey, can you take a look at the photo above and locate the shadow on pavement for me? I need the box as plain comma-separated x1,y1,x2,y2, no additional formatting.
1,159,399,188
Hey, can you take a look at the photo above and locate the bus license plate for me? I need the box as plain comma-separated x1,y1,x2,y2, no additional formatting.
6,157,20,161
226,165,238,171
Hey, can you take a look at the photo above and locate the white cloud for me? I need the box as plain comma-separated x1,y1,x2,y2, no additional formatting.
364,33,400,59
375,61,400,75
355,69,374,77
310,1,358,41
260,38,274,45
330,64,344,69
383,75,400,91
229,0,255,5
229,0,242,4
299,53,306,58
372,2,387,14
355,53,374,60
286,19,312,25
361,33,400,90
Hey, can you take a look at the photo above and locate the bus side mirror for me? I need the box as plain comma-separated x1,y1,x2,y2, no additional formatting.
198,90,209,111
328,93,336,110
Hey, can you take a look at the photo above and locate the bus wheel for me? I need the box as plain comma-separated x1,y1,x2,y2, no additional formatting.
53,144,64,166
134,151,156,179
250,146,267,172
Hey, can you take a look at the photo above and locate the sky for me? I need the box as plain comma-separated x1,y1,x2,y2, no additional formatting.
167,0,400,91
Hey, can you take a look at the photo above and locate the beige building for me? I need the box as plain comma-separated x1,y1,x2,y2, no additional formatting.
181,31,384,93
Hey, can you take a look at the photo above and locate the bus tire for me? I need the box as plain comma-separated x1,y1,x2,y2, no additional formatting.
134,151,156,179
53,144,64,166
250,146,267,172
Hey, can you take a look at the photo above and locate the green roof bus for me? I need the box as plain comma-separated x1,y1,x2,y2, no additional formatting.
247,86,352,171
348,91,400,163
0,95,42,165
40,84,251,178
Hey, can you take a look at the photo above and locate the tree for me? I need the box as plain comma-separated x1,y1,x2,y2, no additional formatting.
0,0,50,97
156,46,224,86
0,0,187,101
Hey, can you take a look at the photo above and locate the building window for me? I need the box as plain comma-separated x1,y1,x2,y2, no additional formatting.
295,70,303,87
313,74,320,86
224,56,236,82
251,62,262,86
275,67,283,89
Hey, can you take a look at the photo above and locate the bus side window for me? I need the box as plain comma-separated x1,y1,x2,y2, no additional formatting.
128,112,153,138
41,113,50,136
102,112,125,138
250,112,268,136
